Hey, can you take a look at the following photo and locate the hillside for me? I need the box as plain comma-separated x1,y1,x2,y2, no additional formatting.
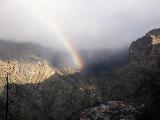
0,40,101,120
129,28,160,68
95,28,160,120
0,28,160,120
0,60,55,94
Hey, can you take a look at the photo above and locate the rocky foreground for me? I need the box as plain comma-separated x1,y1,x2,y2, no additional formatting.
81,101,144,120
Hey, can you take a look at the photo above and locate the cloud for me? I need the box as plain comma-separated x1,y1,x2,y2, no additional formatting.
0,0,160,50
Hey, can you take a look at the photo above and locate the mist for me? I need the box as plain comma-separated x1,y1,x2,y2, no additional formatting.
0,0,160,50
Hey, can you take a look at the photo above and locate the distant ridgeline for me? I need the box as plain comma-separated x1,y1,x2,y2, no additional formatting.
0,40,51,61
0,40,77,68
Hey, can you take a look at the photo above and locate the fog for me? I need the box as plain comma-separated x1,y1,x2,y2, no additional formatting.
0,0,160,50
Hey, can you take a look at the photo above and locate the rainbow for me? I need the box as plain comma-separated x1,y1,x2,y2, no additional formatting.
61,37,83,69
23,1,84,69
44,17,84,69
50,24,84,69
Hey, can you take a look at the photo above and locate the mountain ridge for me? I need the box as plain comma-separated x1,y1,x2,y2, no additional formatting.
0,28,160,120
129,28,160,68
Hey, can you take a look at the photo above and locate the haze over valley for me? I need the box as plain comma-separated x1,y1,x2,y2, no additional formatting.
0,0,160,120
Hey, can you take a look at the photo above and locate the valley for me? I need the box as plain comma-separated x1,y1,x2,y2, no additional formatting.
0,28,160,120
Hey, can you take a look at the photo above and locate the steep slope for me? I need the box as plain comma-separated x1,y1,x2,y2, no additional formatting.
106,28,160,100
0,60,54,83
129,28,160,68
129,29,160,67
97,28,160,120
0,60,55,98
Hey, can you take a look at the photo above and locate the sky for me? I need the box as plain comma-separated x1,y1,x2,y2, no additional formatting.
0,0,160,50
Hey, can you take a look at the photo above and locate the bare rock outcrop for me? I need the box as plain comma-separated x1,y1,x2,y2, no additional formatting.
0,60,55,86
129,28,160,68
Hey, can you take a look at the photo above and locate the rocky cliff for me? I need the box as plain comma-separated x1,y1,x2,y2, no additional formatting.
0,59,55,94
129,28,160,68
0,60,55,84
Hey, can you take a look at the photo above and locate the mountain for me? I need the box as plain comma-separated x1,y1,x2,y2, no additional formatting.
0,60,54,90
129,28,160,68
0,28,160,120
0,40,53,62
0,40,101,120
128,28,160,120
0,40,78,68
94,28,160,120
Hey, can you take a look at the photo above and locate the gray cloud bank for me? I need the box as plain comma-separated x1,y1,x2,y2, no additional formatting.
0,0,160,50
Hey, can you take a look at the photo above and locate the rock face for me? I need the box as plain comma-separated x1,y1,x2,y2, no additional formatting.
129,28,160,68
0,60,55,85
